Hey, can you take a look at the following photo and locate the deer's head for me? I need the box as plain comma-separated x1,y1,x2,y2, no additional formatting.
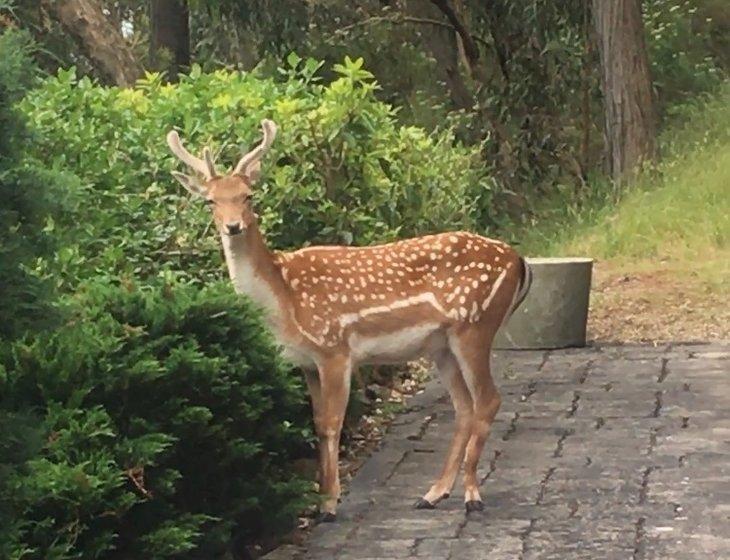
167,120,277,236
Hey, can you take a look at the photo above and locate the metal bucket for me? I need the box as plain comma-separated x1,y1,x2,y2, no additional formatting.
493,257,594,350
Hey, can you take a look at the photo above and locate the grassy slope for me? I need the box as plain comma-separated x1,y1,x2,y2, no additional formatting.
513,83,730,342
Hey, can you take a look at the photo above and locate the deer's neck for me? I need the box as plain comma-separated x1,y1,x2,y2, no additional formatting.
220,224,290,330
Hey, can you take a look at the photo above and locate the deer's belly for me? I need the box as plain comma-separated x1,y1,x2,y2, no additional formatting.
350,323,446,365
280,343,318,369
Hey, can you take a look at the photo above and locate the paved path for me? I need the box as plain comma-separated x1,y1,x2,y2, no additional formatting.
265,343,730,559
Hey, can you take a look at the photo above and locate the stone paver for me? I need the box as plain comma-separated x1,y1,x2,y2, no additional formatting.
265,343,730,559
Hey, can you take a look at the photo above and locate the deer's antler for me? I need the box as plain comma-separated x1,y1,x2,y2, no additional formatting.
234,119,277,176
166,130,217,179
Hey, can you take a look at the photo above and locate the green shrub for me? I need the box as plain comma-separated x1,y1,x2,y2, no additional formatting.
0,29,71,557
0,28,72,338
0,278,313,559
19,56,493,290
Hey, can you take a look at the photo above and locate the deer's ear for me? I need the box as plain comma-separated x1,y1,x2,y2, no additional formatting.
242,160,261,184
172,171,207,197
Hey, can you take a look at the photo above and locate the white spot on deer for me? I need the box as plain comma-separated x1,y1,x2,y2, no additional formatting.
480,274,489,282
459,307,468,319
341,295,348,303
291,279,300,289
449,235,458,243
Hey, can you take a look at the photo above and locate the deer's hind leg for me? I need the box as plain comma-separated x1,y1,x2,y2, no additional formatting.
416,348,474,509
448,325,502,512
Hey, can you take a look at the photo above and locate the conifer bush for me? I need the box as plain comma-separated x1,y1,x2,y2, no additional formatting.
1,278,313,559
0,28,71,337
0,28,73,558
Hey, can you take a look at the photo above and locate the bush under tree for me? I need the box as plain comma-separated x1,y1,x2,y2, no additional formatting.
20,56,494,290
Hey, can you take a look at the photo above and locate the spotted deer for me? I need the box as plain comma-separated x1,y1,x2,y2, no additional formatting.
167,120,532,520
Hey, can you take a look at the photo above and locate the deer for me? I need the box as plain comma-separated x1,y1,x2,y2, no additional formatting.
166,120,532,521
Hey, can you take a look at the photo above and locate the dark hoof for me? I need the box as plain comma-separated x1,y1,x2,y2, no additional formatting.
318,511,337,523
414,498,436,510
465,500,484,513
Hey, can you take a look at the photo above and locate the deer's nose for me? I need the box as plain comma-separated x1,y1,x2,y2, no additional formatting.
226,222,243,235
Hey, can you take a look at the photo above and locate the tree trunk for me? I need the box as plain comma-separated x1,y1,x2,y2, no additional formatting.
150,0,190,82
592,0,657,182
44,0,142,87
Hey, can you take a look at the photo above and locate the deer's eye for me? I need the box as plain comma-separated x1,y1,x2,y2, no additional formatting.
205,199,215,206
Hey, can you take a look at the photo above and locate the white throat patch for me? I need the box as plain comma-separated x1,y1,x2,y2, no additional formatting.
220,233,283,325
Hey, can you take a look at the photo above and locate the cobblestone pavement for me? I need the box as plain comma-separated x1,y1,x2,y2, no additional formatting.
265,343,730,559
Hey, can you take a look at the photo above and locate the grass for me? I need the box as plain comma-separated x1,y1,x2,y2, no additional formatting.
511,82,730,342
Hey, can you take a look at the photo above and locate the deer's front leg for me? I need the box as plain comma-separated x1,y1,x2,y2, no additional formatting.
314,355,351,521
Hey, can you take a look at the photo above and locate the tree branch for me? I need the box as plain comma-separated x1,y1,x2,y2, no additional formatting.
336,14,491,49
429,0,480,67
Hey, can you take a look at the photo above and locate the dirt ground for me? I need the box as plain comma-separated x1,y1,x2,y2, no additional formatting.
588,260,730,343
